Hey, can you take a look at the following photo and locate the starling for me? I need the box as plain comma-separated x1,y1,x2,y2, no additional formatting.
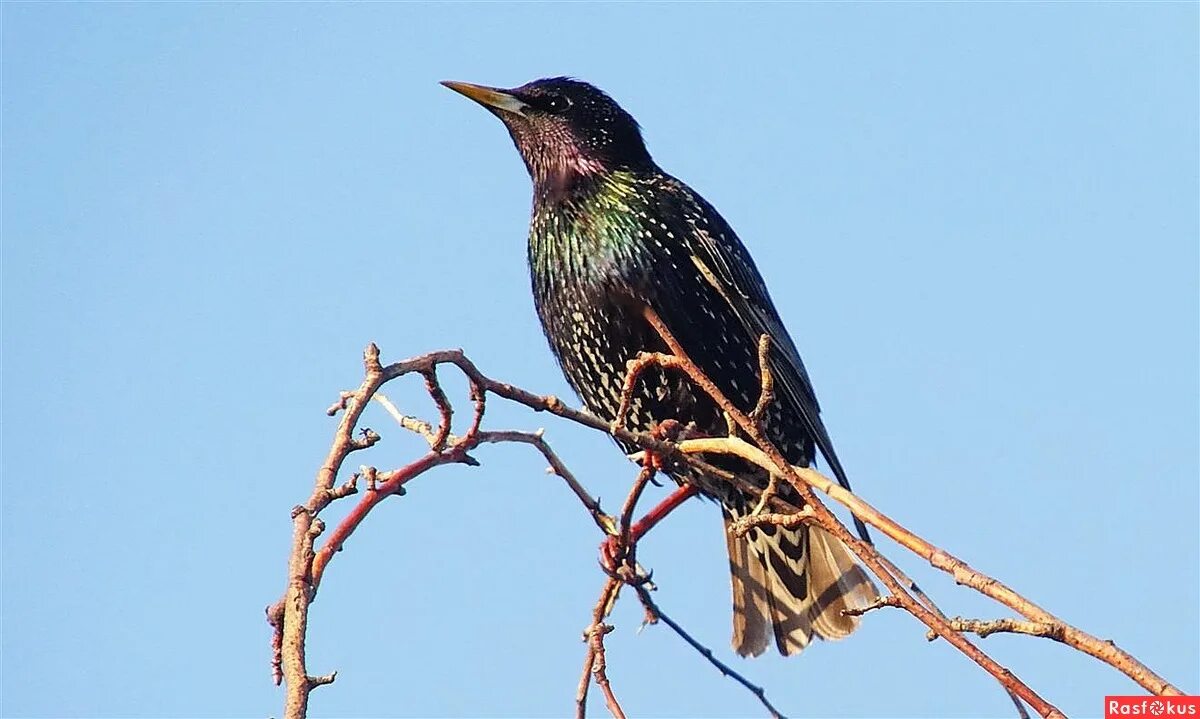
444,77,878,657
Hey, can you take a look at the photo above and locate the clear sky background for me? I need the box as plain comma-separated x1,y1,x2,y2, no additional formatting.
2,3,1197,718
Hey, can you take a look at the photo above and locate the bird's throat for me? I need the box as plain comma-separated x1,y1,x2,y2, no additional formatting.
530,152,609,208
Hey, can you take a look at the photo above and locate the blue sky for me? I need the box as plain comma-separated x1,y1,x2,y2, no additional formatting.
2,3,1196,717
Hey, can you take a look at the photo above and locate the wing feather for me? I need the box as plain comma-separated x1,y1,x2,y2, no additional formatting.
661,181,871,541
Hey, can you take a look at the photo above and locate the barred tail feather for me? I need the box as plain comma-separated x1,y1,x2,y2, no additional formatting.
724,503,879,657
806,523,879,640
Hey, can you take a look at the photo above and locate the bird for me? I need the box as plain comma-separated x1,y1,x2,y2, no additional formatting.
443,77,878,657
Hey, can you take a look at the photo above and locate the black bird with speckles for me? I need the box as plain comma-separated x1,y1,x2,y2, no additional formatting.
443,77,878,657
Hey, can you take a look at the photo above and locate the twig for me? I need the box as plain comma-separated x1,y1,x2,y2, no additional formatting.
636,309,1065,717
747,337,780,518
749,333,775,424
728,506,814,537
577,578,625,719
620,464,657,541
480,429,616,534
269,343,391,718
633,584,787,719
271,342,1185,719
930,618,1063,642
373,393,439,444
841,594,904,616
675,434,1181,699
420,369,453,451
673,434,1060,714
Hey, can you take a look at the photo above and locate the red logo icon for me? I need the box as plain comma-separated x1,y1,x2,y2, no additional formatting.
1105,696,1200,718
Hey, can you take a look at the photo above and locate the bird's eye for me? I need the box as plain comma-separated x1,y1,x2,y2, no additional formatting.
541,95,572,114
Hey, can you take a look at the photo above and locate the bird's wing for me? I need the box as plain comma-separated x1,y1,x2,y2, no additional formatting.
664,186,860,504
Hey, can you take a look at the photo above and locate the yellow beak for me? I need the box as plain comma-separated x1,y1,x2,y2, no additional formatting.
441,81,529,116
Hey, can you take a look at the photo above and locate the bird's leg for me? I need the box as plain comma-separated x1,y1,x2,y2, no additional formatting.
599,479,699,565
599,484,699,584
626,483,699,543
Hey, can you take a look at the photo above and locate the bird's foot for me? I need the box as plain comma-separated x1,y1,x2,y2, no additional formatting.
598,534,628,574
651,418,685,442
598,535,655,588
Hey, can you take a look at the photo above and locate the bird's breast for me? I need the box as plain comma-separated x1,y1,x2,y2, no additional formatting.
528,217,647,419
525,201,716,435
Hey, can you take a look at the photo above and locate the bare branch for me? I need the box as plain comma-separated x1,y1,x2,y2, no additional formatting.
577,578,625,719
635,309,1065,716
373,392,438,445
841,594,904,617
271,341,1184,719
930,618,1063,642
420,368,453,451
729,506,815,537
633,584,787,719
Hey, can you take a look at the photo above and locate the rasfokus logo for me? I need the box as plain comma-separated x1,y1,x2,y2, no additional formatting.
1105,696,1200,718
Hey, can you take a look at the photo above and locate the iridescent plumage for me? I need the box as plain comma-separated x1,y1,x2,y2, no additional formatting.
445,77,878,656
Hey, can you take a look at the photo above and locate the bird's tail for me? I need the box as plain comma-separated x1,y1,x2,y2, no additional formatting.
724,502,879,657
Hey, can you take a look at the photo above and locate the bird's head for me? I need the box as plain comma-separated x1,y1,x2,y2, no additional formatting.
442,77,653,199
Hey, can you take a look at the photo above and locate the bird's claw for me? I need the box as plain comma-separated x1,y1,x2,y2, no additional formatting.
598,535,656,588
